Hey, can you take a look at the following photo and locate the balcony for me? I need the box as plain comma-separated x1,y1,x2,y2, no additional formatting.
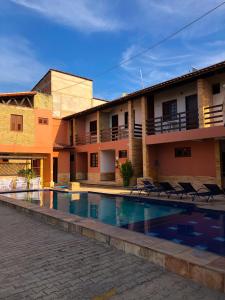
101,125,128,142
75,132,97,145
146,104,224,136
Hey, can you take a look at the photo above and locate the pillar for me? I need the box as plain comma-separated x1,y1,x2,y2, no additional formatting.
97,111,100,143
141,96,150,178
197,78,213,128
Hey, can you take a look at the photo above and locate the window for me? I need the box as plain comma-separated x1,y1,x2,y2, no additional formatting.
119,150,127,158
175,147,191,157
90,120,97,135
212,83,220,95
10,114,23,132
38,117,48,125
163,100,177,121
90,153,98,167
124,112,128,128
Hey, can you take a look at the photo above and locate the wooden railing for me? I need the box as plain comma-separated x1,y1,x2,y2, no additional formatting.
146,111,199,135
100,125,128,142
75,132,97,145
204,104,224,126
134,124,142,138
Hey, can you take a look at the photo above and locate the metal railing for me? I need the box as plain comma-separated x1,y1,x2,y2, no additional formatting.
75,132,97,145
204,104,224,126
100,125,128,142
146,111,199,135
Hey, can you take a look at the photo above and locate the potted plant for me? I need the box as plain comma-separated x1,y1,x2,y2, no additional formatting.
119,160,133,187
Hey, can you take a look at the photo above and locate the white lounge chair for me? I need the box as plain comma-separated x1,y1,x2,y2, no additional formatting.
0,178,13,191
29,177,41,189
15,177,28,190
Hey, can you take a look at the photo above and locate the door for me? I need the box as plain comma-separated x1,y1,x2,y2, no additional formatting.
185,95,198,130
53,157,58,183
111,114,118,140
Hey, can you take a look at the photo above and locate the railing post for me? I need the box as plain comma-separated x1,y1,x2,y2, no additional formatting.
179,113,181,131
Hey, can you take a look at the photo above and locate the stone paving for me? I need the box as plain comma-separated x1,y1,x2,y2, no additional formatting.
0,205,224,300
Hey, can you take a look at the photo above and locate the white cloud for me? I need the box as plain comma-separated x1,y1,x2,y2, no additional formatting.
119,42,225,92
0,36,46,92
11,0,122,32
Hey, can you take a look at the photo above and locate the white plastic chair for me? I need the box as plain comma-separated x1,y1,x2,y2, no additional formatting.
29,177,41,189
0,179,13,191
15,177,28,190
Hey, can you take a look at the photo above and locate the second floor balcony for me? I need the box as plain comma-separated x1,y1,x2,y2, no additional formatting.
146,104,224,135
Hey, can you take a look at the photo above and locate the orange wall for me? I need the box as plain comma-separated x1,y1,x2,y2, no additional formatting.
156,140,216,177
53,151,70,174
52,118,69,145
74,139,129,174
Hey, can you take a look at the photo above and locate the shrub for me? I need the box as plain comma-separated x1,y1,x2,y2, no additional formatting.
119,160,133,187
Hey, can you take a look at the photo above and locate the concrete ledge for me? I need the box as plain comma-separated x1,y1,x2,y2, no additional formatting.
0,194,224,293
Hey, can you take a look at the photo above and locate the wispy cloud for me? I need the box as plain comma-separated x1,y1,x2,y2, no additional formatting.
0,36,46,92
119,41,225,93
11,0,122,32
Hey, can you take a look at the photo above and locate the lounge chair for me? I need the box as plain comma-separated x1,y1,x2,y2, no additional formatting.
15,177,27,190
203,184,225,200
178,182,212,202
158,182,185,198
143,182,165,196
29,177,41,190
130,180,154,195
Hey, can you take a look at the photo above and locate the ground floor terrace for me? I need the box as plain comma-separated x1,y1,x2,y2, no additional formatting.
0,152,53,188
0,197,224,299
144,134,225,189
73,140,131,186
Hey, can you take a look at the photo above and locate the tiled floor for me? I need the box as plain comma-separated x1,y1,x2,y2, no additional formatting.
0,204,224,299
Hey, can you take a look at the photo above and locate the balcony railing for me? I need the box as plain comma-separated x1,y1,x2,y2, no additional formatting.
101,125,128,142
134,123,142,138
204,104,224,126
75,132,97,145
146,110,199,135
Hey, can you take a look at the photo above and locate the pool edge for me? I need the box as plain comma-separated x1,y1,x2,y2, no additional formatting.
0,194,224,294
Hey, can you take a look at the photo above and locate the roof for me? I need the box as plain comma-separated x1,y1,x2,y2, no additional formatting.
32,69,93,91
64,60,225,120
93,97,108,102
0,91,37,97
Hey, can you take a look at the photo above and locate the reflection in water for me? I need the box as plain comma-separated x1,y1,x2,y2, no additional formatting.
4,190,225,256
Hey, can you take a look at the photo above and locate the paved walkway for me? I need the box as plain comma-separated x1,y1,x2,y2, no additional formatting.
0,205,224,300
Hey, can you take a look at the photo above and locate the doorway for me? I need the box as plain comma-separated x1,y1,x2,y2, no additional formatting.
185,94,199,130
53,157,58,183
100,150,115,181
111,114,118,140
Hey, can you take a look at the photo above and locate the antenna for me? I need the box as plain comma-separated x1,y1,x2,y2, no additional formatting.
140,68,144,88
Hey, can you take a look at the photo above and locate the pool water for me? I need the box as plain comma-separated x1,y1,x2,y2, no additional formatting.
4,190,225,256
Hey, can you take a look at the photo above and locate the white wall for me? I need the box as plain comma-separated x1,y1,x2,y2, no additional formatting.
85,112,97,132
207,73,225,106
100,151,115,173
109,103,128,127
133,98,142,124
154,82,197,118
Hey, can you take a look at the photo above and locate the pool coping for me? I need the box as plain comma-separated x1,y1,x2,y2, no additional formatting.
0,194,225,293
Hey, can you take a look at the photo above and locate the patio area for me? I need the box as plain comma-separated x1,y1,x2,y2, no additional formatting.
0,204,224,300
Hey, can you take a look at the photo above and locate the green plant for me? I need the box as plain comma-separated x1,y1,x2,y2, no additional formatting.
18,168,35,187
119,160,133,187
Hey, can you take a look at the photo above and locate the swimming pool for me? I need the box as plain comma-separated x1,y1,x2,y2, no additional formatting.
4,190,225,256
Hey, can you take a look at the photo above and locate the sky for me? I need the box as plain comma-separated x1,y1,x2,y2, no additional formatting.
1,0,225,100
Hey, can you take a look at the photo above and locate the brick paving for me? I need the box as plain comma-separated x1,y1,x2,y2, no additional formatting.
0,205,224,300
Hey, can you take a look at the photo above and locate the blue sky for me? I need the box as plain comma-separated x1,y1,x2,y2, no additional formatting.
1,0,225,100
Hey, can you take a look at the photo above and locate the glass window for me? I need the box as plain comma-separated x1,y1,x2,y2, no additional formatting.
119,150,127,158
175,147,191,157
38,117,49,125
90,120,97,135
90,153,98,167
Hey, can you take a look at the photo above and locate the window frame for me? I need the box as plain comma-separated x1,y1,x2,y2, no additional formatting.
90,153,98,167
10,114,23,132
119,150,128,158
175,147,192,158
38,117,49,125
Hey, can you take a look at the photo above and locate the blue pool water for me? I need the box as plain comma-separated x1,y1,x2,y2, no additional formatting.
4,190,225,256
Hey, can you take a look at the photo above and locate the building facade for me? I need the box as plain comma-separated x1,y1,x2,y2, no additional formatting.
1,61,225,188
